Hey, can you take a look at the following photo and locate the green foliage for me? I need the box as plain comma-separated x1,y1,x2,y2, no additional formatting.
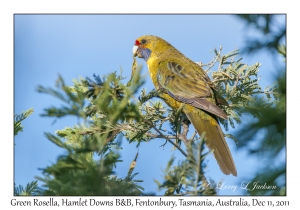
14,108,34,136
155,136,217,195
37,76,86,118
278,44,286,59
14,108,38,196
15,14,285,196
34,44,278,195
14,181,38,196
236,74,286,196
36,133,143,195
33,16,285,194
202,48,279,132
236,14,286,55
234,14,286,195
36,68,146,195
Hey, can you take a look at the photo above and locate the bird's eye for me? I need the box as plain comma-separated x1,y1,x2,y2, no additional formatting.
141,39,147,44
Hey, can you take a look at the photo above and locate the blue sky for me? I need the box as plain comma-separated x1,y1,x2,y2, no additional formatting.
14,14,285,195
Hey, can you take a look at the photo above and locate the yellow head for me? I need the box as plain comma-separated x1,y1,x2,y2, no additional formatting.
133,35,175,62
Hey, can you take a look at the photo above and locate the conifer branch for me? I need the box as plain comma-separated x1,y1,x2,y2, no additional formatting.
34,38,282,195
144,120,188,157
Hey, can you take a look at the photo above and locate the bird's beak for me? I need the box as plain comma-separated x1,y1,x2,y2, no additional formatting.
132,45,139,57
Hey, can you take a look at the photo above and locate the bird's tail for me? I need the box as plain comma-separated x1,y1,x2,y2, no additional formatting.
185,111,237,176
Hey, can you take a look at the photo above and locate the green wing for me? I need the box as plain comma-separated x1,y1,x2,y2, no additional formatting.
157,60,228,120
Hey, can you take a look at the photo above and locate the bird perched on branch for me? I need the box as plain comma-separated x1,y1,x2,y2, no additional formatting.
132,35,237,176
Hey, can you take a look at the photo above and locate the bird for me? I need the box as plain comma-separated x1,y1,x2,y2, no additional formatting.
132,35,237,176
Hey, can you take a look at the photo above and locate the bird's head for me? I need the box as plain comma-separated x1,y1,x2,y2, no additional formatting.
133,35,173,62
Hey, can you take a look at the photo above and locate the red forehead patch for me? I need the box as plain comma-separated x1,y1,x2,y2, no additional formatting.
135,40,140,46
